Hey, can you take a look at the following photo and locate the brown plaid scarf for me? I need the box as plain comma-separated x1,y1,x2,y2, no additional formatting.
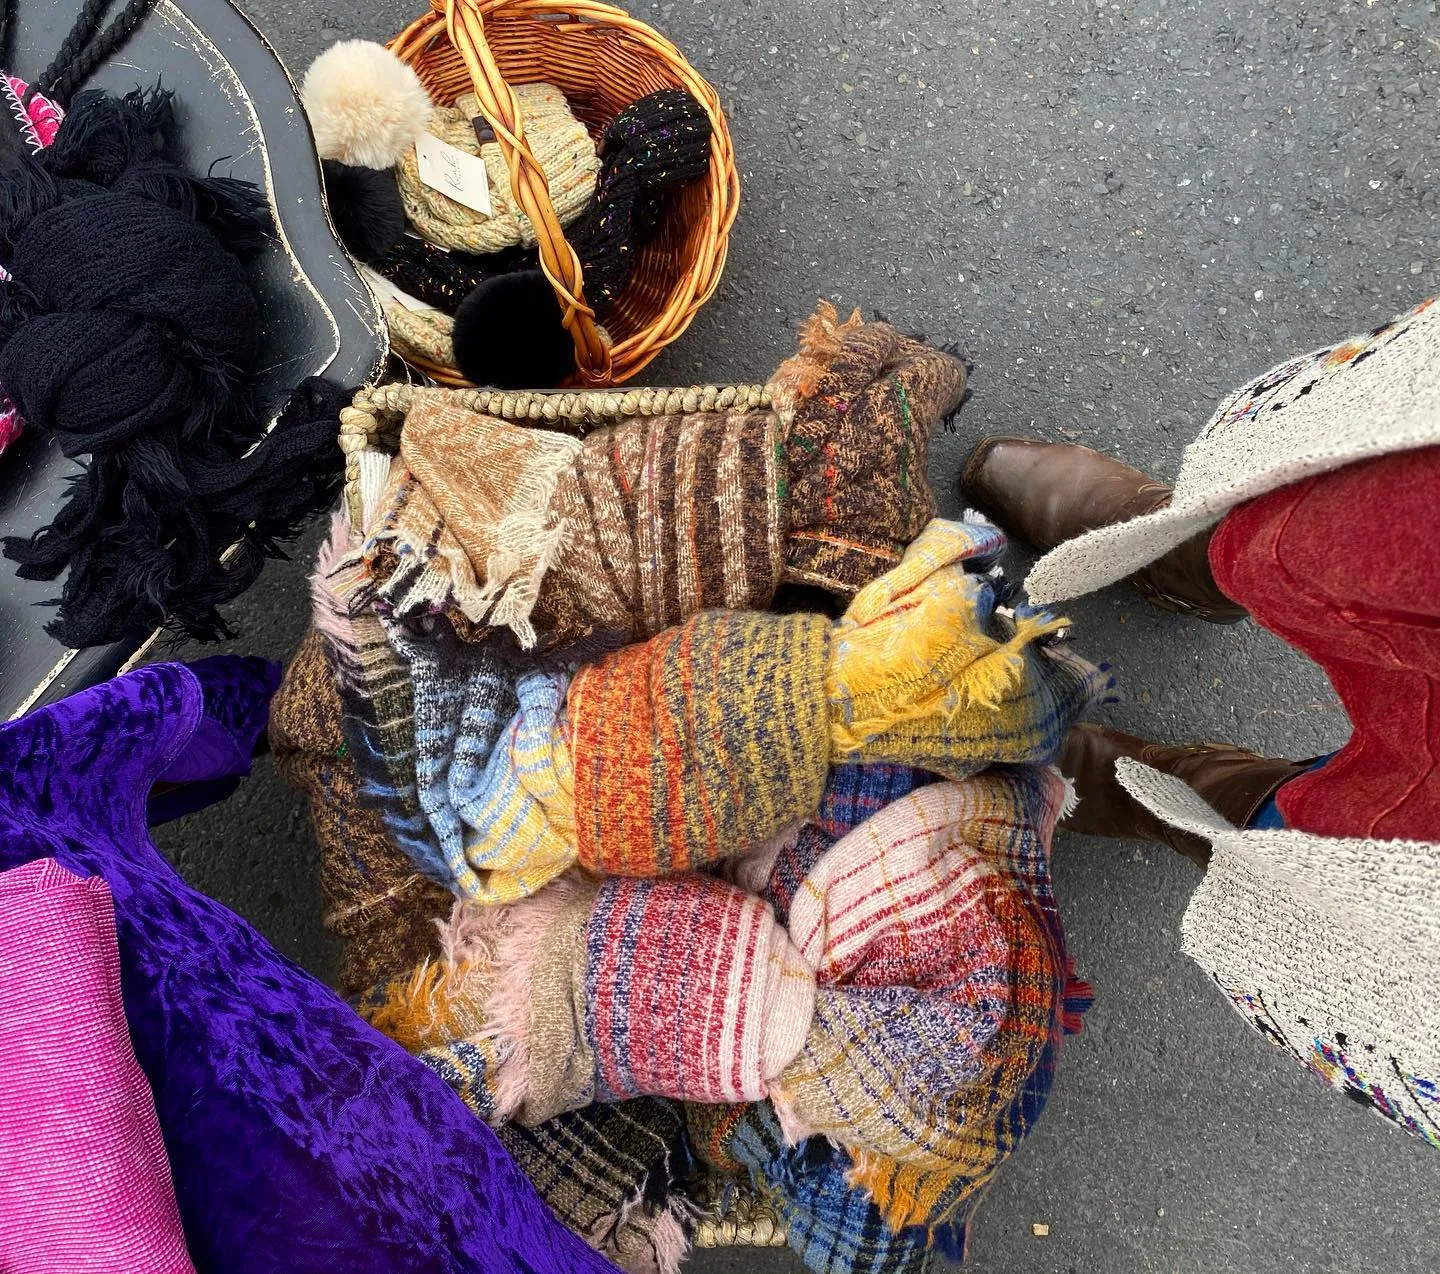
495,1100,695,1274
360,303,966,654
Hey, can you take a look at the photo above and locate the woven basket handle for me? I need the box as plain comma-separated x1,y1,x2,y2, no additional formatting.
444,0,612,382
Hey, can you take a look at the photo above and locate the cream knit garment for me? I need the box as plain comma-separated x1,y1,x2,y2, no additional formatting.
1117,759,1440,1147
397,85,599,255
1027,294,1440,604
385,301,456,369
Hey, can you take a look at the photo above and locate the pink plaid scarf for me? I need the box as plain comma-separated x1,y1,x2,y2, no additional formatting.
364,767,1080,1234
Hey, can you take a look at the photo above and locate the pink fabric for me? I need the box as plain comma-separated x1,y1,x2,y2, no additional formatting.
0,859,194,1274
0,401,20,452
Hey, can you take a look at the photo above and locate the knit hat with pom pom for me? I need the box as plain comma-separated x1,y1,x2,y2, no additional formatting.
396,85,597,256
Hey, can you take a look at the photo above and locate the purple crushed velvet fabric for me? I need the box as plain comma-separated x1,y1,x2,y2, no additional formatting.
0,657,617,1274
145,655,276,824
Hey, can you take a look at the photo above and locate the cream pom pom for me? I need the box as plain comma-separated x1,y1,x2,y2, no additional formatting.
301,39,434,169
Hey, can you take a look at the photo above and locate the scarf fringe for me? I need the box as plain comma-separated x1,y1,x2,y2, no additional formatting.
311,513,377,671
768,299,866,421
474,513,570,650
438,896,507,968
364,549,454,621
482,874,590,1122
1052,765,1080,821
359,951,487,1053
642,1201,691,1274
594,1192,694,1274
768,1090,815,1147
364,440,577,646
587,1186,694,1272
358,900,503,1051
845,1152,969,1234
830,611,1072,754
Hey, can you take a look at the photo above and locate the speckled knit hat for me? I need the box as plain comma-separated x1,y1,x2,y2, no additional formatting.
371,274,612,383
554,86,712,315
380,289,459,371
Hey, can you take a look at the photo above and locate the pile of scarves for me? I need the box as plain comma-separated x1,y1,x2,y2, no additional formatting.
269,301,1107,1274
0,302,1103,1272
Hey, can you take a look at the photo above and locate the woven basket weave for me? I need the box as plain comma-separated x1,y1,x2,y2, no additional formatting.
691,1174,789,1249
389,0,739,387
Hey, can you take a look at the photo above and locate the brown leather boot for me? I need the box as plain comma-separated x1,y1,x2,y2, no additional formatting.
959,437,1248,623
1058,723,1315,867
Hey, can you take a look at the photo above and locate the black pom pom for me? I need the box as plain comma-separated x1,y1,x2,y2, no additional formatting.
321,159,406,263
451,269,577,389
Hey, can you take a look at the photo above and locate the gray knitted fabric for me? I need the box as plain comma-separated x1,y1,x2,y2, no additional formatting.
1118,759,1440,1148
385,619,520,899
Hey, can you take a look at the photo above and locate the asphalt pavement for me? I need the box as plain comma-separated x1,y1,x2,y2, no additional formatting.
151,1,1440,1269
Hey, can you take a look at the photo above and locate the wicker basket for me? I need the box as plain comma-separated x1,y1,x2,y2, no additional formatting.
389,0,739,387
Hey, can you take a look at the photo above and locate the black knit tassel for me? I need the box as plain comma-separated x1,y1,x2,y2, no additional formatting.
37,87,270,251
6,378,350,646
0,87,348,648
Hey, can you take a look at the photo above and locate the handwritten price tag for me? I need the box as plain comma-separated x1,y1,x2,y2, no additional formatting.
414,130,493,216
